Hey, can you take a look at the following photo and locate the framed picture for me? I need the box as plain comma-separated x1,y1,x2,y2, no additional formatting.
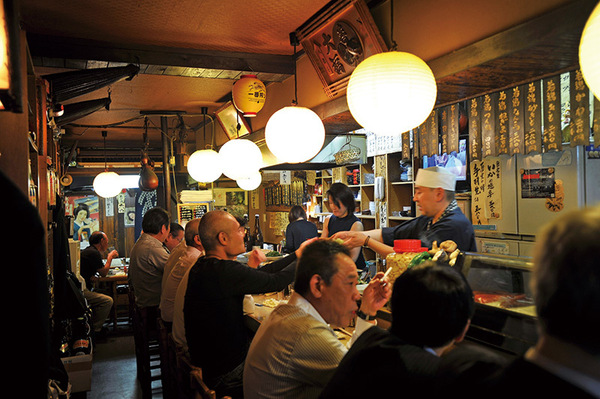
295,0,387,98
215,101,251,140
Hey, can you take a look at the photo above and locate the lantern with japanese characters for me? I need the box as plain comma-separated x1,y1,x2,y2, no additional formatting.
232,74,267,117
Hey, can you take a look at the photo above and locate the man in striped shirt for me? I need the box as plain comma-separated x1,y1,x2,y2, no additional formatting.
243,239,390,399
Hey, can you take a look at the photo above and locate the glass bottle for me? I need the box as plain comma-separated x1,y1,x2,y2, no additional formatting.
251,214,264,250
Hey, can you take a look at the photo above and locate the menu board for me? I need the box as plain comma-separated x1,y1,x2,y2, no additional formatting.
428,109,439,157
470,160,487,225
177,202,210,224
401,131,410,161
440,106,449,154
508,85,524,155
481,94,496,157
524,81,542,154
497,90,509,155
448,103,459,155
543,75,562,151
570,69,590,146
469,97,482,161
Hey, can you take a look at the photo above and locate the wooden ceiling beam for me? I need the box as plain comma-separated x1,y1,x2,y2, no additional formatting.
26,32,295,76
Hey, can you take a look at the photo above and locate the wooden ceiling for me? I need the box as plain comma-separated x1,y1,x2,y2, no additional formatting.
18,0,597,172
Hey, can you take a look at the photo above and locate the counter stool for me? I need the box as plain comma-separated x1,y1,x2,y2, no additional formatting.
190,369,232,399
129,289,162,398
157,317,176,399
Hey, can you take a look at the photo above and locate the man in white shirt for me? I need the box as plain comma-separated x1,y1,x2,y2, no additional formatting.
159,218,203,328
243,239,390,399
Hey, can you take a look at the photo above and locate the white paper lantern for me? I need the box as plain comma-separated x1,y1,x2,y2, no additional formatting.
265,106,325,163
219,139,263,180
187,149,223,183
347,51,437,136
93,171,122,198
236,171,262,191
580,2,600,99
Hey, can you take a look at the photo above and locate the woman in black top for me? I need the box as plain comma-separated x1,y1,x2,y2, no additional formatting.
283,205,318,253
321,182,366,269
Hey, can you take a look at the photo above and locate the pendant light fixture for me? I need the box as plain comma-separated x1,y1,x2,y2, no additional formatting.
580,1,600,99
93,130,122,198
138,118,159,191
346,1,437,136
236,170,262,191
187,108,223,183
265,32,325,163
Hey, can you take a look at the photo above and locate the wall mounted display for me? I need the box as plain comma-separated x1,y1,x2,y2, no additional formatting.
295,0,387,98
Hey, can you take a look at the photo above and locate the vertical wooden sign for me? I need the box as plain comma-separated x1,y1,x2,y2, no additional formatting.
524,81,542,154
497,90,509,155
470,160,488,225
508,85,524,155
440,106,449,154
481,94,496,157
543,75,562,151
418,123,428,160
593,96,600,146
448,103,459,154
401,130,410,161
428,109,439,157
570,69,590,146
469,97,482,161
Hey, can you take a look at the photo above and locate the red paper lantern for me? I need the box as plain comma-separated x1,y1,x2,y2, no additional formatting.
232,74,266,117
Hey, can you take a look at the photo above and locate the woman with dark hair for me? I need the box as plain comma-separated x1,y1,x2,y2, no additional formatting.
321,182,366,269
283,205,318,253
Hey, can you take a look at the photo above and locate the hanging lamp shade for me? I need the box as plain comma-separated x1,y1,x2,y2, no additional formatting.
236,171,262,191
347,51,437,136
232,74,267,117
187,148,223,183
93,171,122,198
580,2,600,99
265,105,325,163
219,139,263,180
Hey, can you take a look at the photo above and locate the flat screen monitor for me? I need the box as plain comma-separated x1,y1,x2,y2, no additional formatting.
422,138,470,192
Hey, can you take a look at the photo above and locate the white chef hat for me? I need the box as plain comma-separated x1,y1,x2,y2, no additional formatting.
415,166,456,191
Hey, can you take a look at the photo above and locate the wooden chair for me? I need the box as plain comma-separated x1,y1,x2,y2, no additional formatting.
175,348,201,399
190,369,216,399
128,288,162,398
157,317,176,399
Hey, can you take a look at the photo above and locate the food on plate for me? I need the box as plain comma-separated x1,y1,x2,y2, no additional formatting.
473,291,533,309
265,250,281,257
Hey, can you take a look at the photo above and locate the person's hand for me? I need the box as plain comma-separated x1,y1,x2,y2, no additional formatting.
248,248,267,268
108,249,119,258
331,231,367,249
295,237,319,259
359,271,391,316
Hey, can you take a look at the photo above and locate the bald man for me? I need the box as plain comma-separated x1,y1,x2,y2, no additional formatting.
184,210,314,398
159,218,204,327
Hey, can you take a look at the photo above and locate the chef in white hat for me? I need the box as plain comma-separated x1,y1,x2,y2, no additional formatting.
332,166,476,256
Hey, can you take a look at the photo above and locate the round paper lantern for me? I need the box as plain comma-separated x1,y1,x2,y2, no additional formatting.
187,149,223,183
347,51,437,136
265,106,325,163
236,171,262,191
580,2,600,99
219,139,263,180
232,74,267,117
93,171,122,198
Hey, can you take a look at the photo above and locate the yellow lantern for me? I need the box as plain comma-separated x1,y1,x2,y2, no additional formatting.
580,2,600,99
232,74,267,117
347,51,437,136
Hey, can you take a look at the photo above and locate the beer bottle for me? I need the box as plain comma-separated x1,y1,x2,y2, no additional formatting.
71,316,92,356
251,214,264,249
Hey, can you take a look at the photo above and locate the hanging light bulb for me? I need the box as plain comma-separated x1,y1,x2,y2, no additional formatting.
219,138,263,180
93,130,122,198
236,171,262,191
580,1,600,99
265,106,325,163
265,32,325,163
187,111,223,183
93,171,122,198
347,51,437,136
187,148,223,183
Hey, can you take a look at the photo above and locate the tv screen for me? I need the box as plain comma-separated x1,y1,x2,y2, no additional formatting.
422,138,469,192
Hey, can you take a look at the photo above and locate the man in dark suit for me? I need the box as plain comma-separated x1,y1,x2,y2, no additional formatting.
487,206,600,398
319,262,475,398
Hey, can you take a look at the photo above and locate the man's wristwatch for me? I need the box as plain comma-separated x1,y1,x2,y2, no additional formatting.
356,309,376,321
